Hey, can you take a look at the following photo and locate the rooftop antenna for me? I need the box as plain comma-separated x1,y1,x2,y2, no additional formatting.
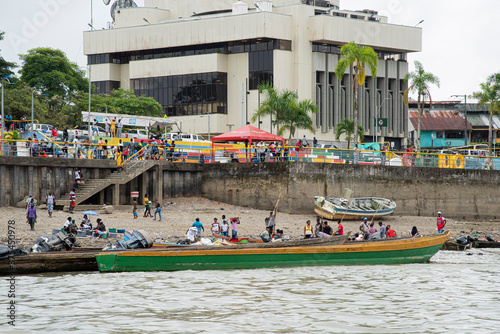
415,20,424,27
103,0,138,21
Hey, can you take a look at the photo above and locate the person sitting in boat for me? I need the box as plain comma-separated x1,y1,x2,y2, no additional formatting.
95,219,107,237
186,226,198,243
359,218,370,240
221,215,229,237
334,220,344,236
322,221,333,236
211,218,220,235
260,226,273,242
386,225,397,238
314,217,323,237
272,229,284,241
436,211,446,233
304,220,313,239
354,233,364,241
368,222,379,239
411,226,420,237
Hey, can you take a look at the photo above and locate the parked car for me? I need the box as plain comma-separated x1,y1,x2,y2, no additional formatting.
124,129,149,140
178,133,210,142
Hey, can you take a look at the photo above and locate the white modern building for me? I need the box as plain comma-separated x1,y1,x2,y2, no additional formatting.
83,0,422,147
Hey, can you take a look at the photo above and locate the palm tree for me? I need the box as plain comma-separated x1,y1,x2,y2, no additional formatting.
335,118,364,150
403,61,440,153
471,73,500,160
335,41,378,163
251,82,317,138
279,99,318,139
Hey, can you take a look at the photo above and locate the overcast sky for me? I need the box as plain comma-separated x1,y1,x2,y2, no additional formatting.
1,0,499,102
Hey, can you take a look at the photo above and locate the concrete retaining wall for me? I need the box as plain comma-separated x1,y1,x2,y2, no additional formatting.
0,156,117,207
202,162,500,219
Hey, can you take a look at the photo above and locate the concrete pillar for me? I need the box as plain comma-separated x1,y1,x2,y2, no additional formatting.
99,190,105,204
156,166,163,202
141,172,147,200
112,183,119,206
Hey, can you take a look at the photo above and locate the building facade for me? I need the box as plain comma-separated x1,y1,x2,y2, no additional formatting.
84,0,422,147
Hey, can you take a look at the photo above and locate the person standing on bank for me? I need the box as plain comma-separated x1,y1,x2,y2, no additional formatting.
153,200,162,221
69,188,76,213
26,203,37,231
46,192,55,218
436,211,446,233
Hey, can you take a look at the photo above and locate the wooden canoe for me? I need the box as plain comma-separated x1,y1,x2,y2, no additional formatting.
314,196,396,220
96,232,450,272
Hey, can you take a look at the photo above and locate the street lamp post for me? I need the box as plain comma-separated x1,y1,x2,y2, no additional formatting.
451,94,468,146
1,77,15,155
375,97,391,143
232,74,245,127
87,65,92,141
31,89,48,139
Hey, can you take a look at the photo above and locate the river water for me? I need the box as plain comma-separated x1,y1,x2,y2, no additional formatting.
2,248,500,333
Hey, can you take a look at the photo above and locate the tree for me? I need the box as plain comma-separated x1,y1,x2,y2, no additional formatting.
335,42,378,163
335,118,364,150
251,82,317,138
279,99,318,139
0,31,16,78
19,47,87,99
471,73,500,160
403,61,440,153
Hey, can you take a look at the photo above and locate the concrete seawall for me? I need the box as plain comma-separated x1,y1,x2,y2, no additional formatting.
202,162,500,219
1,158,498,219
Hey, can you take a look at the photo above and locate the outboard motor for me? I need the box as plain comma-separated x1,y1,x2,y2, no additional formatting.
103,229,153,250
455,235,469,246
0,245,27,260
30,231,76,253
486,235,495,242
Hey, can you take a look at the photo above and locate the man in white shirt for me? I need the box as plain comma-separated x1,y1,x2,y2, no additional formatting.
117,119,123,137
186,226,198,243
73,137,81,158
92,118,99,136
46,192,55,218
211,218,220,235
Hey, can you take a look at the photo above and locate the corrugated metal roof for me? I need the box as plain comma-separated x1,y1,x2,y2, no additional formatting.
466,114,486,127
409,110,473,131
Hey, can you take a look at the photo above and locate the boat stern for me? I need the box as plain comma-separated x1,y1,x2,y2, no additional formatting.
96,253,117,272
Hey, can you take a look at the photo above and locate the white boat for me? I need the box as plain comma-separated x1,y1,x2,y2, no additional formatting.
314,189,396,220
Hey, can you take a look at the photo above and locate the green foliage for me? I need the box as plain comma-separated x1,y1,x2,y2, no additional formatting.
1,82,46,122
335,118,364,149
19,47,87,99
335,42,378,159
251,82,317,138
471,73,500,158
0,31,16,78
404,61,440,153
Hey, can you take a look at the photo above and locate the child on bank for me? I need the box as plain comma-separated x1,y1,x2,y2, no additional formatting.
132,200,138,219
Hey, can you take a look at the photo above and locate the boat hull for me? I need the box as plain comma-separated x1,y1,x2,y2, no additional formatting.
96,233,449,272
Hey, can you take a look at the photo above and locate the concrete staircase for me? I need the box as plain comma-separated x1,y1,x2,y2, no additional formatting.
56,160,156,207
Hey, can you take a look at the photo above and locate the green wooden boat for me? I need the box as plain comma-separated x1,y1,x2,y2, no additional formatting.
96,232,450,272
